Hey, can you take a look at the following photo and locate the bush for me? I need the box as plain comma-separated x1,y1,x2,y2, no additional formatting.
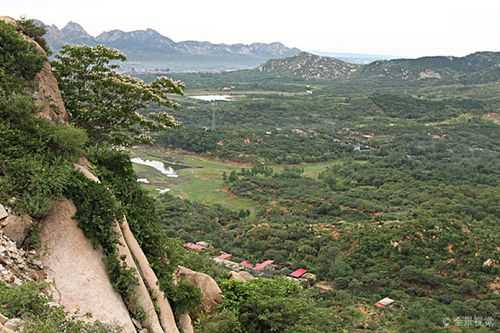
0,21,45,89
169,280,202,315
0,282,119,333
0,95,86,218
16,17,50,54
198,310,243,333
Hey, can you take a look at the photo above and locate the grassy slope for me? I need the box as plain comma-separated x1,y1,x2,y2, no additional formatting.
130,147,257,212
129,146,357,212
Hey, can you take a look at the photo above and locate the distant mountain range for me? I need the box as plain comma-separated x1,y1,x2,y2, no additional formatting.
41,21,301,72
258,51,500,83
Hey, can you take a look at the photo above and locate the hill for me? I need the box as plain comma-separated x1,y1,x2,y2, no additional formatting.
41,21,301,72
254,51,500,84
257,51,360,80
361,51,500,83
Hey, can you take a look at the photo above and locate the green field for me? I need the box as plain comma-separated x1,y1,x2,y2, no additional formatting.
129,147,257,212
129,146,350,212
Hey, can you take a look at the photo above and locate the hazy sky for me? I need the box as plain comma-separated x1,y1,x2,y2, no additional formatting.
4,0,499,57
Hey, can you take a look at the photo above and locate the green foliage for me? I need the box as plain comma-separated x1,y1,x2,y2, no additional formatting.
197,310,243,333
63,171,139,303
150,73,500,332
64,172,121,253
0,95,85,218
16,17,50,54
0,282,119,332
52,45,184,145
168,279,202,315
370,93,483,120
220,278,340,333
0,282,48,318
0,20,45,95
89,148,222,315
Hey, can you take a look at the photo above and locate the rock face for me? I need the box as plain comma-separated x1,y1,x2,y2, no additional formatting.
40,200,136,333
1,214,33,247
73,158,100,183
178,313,194,333
0,205,8,220
119,219,179,333
4,318,23,331
33,61,69,124
176,266,223,313
0,232,44,286
0,16,69,124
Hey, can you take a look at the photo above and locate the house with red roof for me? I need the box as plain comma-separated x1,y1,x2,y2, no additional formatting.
183,242,205,252
240,260,254,269
289,268,308,279
254,260,274,271
216,252,233,261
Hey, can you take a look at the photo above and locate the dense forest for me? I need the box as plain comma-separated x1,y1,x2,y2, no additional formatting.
146,65,500,332
0,15,499,333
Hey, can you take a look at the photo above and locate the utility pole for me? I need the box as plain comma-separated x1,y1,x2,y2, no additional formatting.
211,102,217,131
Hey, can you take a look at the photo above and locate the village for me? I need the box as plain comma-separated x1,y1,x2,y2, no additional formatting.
183,240,397,309
183,241,316,284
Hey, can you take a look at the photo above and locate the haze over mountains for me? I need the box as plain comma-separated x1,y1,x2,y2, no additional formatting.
258,50,500,83
40,20,500,81
42,21,301,72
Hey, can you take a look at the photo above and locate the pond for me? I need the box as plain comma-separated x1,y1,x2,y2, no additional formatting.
189,95,233,102
130,157,179,178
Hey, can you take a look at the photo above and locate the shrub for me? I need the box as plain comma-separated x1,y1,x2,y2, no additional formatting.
169,280,202,315
16,17,50,54
0,21,45,88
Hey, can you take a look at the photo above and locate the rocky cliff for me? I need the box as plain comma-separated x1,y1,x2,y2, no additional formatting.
0,16,220,333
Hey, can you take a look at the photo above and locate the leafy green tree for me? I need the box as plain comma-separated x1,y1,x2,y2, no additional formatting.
316,246,338,280
52,45,184,145
16,17,50,54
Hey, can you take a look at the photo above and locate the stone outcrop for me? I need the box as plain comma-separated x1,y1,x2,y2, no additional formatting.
120,219,180,333
229,271,254,282
3,319,23,332
0,16,69,124
0,205,7,221
0,16,17,26
73,158,100,183
0,323,16,333
0,214,33,247
40,200,136,333
33,61,69,123
113,222,165,333
178,313,195,333
74,156,180,333
175,266,223,313
0,232,44,286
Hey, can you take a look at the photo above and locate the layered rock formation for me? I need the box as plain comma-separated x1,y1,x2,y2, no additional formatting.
40,200,136,332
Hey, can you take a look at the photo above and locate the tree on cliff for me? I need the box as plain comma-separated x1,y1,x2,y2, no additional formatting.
52,45,184,145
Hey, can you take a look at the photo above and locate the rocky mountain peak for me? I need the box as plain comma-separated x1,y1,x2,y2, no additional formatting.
61,21,90,37
258,51,360,80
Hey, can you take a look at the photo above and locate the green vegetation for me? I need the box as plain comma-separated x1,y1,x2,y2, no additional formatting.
52,45,184,145
2,15,500,332
139,66,500,331
89,149,221,315
129,148,257,212
0,282,120,332
0,23,210,331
